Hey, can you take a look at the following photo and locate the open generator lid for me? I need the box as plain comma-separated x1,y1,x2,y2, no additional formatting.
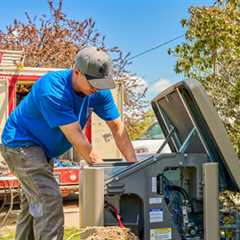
151,79,240,189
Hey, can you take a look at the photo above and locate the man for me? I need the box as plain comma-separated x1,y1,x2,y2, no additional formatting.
1,47,137,240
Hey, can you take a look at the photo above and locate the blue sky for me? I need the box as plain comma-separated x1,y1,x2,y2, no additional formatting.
0,0,213,99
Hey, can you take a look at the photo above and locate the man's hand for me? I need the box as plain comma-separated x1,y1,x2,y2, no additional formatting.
59,121,103,165
89,149,103,165
126,159,137,163
106,117,137,163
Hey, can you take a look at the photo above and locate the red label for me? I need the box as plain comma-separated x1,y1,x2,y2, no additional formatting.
0,74,12,81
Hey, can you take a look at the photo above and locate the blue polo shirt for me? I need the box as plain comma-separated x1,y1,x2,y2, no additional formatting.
1,70,120,158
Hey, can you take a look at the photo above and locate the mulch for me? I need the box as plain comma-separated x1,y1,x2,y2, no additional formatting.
79,226,139,240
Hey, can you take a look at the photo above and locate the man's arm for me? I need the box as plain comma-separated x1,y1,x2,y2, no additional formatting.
106,117,137,163
59,121,102,164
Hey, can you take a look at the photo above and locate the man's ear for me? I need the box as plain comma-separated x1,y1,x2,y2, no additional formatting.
73,68,80,75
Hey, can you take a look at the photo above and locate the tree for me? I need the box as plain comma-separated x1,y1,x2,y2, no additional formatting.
169,0,240,156
0,0,148,137
129,110,156,140
118,73,148,138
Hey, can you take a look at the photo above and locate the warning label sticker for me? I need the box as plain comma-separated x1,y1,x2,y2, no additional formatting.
152,177,157,192
150,228,172,240
149,197,162,205
149,208,163,223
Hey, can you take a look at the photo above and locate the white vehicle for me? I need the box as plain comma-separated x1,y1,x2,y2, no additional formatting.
132,122,171,160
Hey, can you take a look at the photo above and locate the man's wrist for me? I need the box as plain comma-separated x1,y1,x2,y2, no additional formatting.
127,158,137,163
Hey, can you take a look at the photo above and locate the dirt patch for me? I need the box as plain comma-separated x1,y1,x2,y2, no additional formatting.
80,227,139,240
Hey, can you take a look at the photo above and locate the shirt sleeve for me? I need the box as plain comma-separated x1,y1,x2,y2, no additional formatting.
92,90,120,121
39,94,78,128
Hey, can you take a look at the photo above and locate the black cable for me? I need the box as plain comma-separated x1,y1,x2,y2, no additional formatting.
168,185,189,200
128,34,185,60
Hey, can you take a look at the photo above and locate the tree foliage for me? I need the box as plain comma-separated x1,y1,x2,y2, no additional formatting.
128,110,155,140
169,0,240,156
0,0,148,136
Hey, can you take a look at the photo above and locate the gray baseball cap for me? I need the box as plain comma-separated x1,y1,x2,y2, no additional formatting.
75,47,115,89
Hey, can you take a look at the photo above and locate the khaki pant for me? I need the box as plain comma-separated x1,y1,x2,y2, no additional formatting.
1,145,64,240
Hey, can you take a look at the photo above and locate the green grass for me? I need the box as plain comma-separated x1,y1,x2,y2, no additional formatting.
0,228,81,240
0,228,15,240
64,228,80,240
